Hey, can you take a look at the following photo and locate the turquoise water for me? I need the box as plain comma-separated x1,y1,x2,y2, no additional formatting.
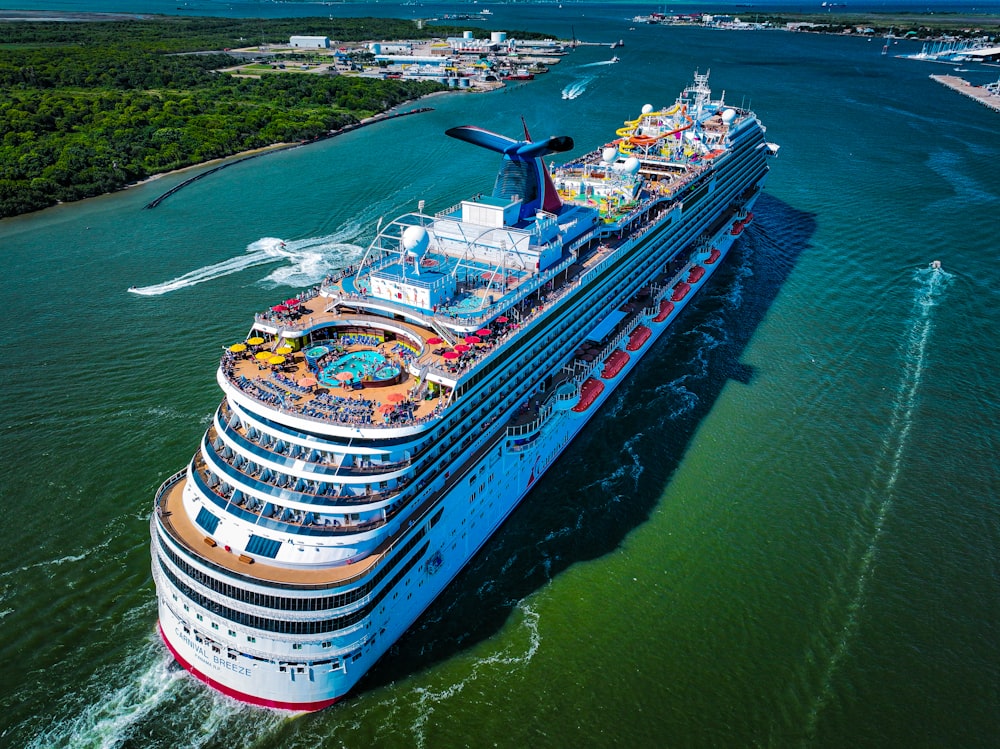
321,350,399,385
1,5,999,748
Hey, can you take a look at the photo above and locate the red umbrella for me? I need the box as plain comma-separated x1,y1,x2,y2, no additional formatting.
496,316,509,323
454,344,471,353
272,304,288,312
476,328,493,336
298,375,317,387
427,336,444,345
463,335,481,344
386,392,406,402
285,298,300,306
442,351,459,360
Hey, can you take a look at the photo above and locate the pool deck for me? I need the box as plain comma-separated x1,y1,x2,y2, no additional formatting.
228,341,440,423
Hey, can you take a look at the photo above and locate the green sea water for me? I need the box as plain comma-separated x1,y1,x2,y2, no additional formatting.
1,7,998,748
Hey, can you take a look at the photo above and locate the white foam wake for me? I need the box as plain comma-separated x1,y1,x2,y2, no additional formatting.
26,644,186,749
579,59,618,68
25,637,290,749
801,262,952,739
561,75,595,100
129,234,365,295
408,600,542,749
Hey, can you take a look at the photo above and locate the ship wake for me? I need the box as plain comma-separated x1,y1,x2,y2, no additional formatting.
799,262,952,740
128,233,364,295
561,75,595,100
25,636,289,749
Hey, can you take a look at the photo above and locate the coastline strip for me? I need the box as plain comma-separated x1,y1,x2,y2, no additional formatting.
143,107,433,209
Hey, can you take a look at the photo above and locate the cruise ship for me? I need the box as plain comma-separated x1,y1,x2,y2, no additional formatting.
150,71,777,711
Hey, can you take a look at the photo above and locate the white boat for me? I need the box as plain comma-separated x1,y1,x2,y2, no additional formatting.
150,71,777,710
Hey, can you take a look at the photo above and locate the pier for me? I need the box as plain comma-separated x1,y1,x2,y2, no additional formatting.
930,75,1000,113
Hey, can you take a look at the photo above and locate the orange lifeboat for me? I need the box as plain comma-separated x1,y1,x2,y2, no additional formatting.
671,282,691,302
687,265,705,284
626,325,652,351
705,248,721,264
601,350,630,379
572,377,605,412
653,300,675,322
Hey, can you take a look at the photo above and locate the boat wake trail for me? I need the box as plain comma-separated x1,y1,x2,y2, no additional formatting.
26,637,288,749
561,75,595,100
128,237,289,295
579,59,618,68
800,262,952,741
406,601,541,749
128,232,364,295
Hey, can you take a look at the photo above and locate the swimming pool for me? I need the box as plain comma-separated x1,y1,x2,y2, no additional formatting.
320,350,400,386
305,345,330,358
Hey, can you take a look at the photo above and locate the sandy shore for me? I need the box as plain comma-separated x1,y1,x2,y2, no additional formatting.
128,142,295,191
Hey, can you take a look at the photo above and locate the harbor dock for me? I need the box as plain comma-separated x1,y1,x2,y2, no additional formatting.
930,75,1000,113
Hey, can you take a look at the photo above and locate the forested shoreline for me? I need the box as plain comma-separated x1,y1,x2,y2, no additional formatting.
0,16,536,218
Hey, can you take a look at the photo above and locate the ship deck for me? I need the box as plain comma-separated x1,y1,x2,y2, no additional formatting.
225,296,526,428
159,408,513,588
159,475,385,585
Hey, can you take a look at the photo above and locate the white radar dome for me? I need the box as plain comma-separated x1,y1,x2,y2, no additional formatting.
602,146,618,163
721,108,737,124
623,156,641,175
402,225,429,258
641,104,654,114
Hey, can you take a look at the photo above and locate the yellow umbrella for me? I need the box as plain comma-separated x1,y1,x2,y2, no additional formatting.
247,336,265,345
255,351,271,361
275,346,293,355
229,343,247,353
268,355,286,365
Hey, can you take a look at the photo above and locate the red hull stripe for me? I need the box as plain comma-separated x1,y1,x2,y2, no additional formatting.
157,623,340,712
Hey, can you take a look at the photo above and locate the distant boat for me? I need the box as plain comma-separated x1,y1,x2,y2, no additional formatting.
610,56,620,63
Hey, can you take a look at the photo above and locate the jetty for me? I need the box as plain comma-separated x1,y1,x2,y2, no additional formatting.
930,75,1000,113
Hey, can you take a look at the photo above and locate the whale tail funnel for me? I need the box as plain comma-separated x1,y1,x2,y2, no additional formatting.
446,125,572,222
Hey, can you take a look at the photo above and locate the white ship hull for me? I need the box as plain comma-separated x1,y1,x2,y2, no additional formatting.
150,72,774,710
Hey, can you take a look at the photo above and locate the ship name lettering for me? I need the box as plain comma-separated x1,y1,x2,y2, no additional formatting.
213,654,251,677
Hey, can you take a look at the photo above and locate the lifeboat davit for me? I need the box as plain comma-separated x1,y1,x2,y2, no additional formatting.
687,265,705,284
671,282,691,302
572,377,605,412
